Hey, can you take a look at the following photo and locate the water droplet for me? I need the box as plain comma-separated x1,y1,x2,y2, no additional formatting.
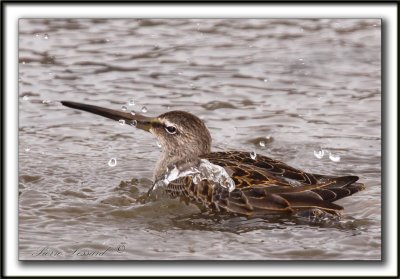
24,147,30,152
313,149,324,159
43,34,49,40
119,119,125,125
263,79,268,83
248,44,253,48
141,106,148,113
156,141,162,148
259,141,265,147
167,106,171,110
178,72,183,76
130,120,137,127
192,175,201,184
121,105,127,111
22,61,26,65
108,158,117,167
298,58,304,61
22,95,29,101
329,152,341,162
35,33,40,37
42,100,51,104
250,151,257,160
157,159,236,192
48,72,53,75
130,111,136,116
128,99,135,106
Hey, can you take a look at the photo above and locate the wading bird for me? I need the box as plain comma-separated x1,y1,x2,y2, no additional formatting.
61,101,364,217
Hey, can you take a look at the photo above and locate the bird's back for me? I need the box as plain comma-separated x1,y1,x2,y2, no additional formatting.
163,151,365,217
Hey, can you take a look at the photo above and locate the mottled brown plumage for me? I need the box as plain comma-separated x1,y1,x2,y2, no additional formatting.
166,151,364,216
61,101,365,217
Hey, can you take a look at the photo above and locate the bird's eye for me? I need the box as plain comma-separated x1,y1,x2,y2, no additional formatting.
165,126,177,134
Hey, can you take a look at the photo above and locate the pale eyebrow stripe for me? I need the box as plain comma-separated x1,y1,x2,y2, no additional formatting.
160,119,176,127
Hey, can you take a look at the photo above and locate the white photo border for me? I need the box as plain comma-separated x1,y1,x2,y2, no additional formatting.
3,2,398,277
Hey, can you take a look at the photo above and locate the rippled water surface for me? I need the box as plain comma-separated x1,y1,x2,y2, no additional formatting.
18,19,381,260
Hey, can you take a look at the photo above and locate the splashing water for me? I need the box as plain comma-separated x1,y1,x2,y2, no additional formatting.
259,140,265,147
129,120,137,127
196,160,236,191
128,99,135,106
141,106,148,113
250,151,257,160
329,152,341,162
108,158,117,167
118,119,125,125
154,159,235,192
121,105,127,111
130,120,138,127
43,34,49,40
314,148,324,159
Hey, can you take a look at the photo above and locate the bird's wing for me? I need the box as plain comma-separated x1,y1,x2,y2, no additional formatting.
158,151,364,216
161,151,364,216
202,151,364,195
203,151,319,185
165,175,351,216
164,175,292,215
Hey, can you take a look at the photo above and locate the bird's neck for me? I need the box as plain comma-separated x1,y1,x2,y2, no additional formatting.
153,149,206,181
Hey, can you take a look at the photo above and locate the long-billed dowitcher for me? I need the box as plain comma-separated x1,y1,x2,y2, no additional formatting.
61,101,365,217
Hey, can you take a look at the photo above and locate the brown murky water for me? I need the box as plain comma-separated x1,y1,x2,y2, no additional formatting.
18,19,381,260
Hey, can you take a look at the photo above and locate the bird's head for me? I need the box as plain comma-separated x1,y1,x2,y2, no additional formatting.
61,101,212,158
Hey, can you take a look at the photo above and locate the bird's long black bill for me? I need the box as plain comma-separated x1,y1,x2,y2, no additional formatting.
61,101,155,131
